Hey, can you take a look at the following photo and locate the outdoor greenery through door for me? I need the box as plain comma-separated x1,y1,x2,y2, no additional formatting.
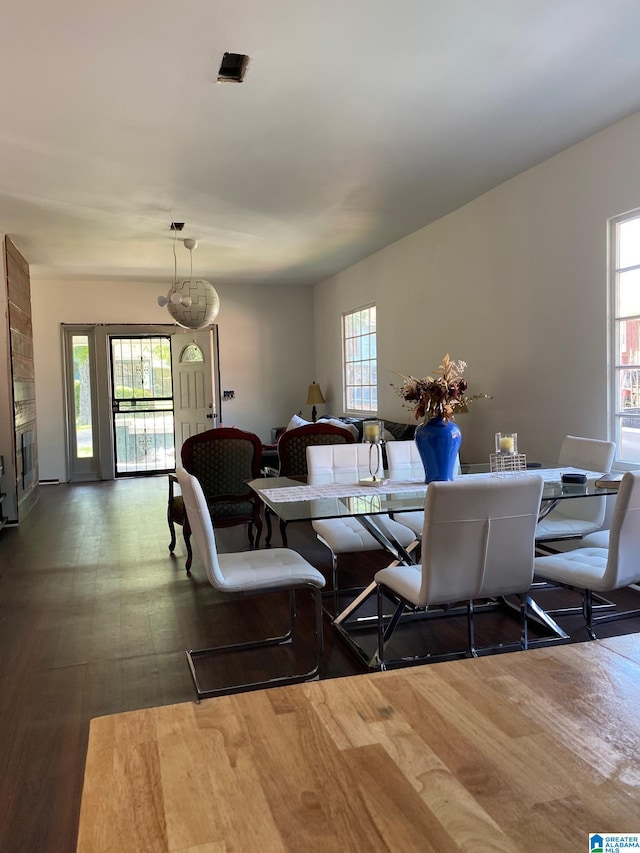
110,335,175,475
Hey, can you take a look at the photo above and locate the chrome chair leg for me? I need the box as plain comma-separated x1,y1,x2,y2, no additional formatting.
377,585,387,671
331,552,339,615
288,588,297,641
313,586,324,673
520,594,529,650
376,588,405,670
264,506,273,546
186,583,323,700
583,589,597,640
383,599,405,644
467,599,478,657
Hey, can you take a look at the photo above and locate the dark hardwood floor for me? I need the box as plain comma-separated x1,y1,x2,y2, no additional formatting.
0,476,638,853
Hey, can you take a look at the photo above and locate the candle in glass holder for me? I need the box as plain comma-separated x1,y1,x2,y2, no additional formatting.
363,421,382,443
495,432,517,454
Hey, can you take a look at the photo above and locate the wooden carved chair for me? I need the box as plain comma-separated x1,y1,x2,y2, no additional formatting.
168,427,264,572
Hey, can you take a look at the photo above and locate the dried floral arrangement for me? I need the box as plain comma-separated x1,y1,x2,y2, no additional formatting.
392,353,491,422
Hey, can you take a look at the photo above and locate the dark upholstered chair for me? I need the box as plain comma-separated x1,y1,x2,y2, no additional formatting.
168,427,264,572
264,422,355,546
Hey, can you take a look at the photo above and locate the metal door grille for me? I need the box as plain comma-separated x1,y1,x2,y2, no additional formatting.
110,336,175,475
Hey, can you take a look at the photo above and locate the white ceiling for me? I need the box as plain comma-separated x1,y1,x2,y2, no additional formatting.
3,0,640,286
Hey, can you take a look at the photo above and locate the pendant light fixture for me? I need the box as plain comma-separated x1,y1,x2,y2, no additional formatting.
158,234,220,330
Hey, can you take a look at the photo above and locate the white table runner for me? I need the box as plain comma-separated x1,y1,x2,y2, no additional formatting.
260,480,427,503
259,467,603,504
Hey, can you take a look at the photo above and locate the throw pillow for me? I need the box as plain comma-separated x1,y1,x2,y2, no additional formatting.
286,414,312,431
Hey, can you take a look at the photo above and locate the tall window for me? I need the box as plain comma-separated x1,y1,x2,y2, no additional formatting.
343,305,377,412
611,211,640,465
71,334,94,459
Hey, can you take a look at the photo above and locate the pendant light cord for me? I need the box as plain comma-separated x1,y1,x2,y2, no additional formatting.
172,228,178,286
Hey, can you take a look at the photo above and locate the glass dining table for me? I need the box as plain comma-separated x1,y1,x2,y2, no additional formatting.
248,466,619,667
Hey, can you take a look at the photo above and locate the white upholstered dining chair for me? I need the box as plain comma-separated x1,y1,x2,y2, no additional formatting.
306,443,417,612
176,467,325,698
375,474,544,668
580,529,610,548
535,435,615,551
534,470,640,639
385,439,461,537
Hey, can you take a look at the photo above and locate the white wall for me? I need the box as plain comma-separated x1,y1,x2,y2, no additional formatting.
29,108,640,480
31,279,314,481
314,109,640,466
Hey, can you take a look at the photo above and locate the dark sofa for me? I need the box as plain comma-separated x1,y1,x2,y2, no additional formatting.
339,416,417,442
263,416,416,470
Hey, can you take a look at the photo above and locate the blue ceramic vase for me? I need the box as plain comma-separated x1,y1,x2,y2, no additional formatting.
414,417,462,483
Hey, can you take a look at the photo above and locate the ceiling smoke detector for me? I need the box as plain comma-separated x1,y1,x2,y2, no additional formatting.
217,53,250,83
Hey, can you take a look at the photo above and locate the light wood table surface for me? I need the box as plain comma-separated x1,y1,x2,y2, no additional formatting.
77,635,640,852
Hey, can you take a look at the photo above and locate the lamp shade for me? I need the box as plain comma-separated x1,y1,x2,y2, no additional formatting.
306,382,325,405
164,278,220,329
158,237,221,330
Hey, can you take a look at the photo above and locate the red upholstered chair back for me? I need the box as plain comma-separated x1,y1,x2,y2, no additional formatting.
180,426,263,544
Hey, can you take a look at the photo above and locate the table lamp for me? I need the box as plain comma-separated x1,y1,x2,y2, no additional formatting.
306,382,325,422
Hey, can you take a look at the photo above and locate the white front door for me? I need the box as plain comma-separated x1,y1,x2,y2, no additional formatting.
62,323,221,480
171,327,220,452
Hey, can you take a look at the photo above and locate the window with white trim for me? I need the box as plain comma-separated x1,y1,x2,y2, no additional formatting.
611,211,640,465
343,305,377,413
